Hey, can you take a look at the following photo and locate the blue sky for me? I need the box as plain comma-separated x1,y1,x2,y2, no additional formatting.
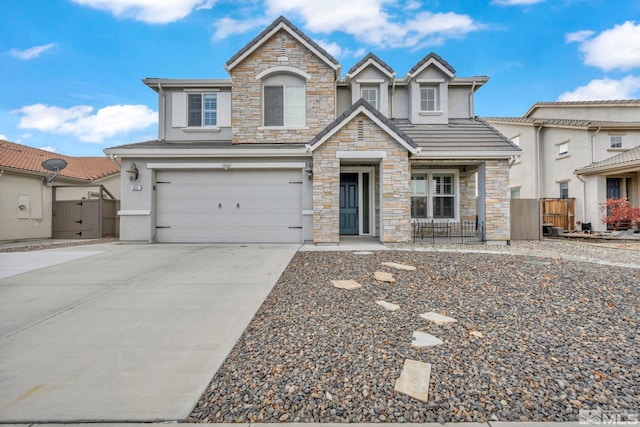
1,0,639,156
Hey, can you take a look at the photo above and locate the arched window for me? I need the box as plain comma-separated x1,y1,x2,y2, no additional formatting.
262,73,306,127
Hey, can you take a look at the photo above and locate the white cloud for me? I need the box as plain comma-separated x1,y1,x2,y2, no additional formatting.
565,30,594,43
0,134,8,141
71,0,216,24
491,0,544,5
317,40,365,60
10,43,56,60
39,146,58,153
213,0,481,48
558,76,640,101
568,21,640,71
13,104,157,143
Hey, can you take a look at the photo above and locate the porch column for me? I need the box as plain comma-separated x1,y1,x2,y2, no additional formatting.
477,162,486,237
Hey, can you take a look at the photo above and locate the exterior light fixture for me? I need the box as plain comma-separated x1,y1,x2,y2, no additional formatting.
126,162,139,181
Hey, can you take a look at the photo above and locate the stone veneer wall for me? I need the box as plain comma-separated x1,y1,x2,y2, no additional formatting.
312,114,410,243
459,169,477,221
484,159,511,242
229,30,336,144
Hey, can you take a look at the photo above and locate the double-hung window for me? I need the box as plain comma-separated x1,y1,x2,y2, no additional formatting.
188,93,217,127
610,135,623,148
420,86,439,112
411,171,457,219
264,84,305,127
361,86,379,110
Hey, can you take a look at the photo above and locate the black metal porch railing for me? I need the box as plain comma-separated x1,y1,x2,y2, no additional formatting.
412,219,485,244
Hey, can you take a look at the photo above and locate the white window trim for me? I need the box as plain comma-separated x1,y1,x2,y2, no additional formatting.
262,84,306,128
410,169,460,221
361,86,379,110
419,86,441,113
187,93,218,128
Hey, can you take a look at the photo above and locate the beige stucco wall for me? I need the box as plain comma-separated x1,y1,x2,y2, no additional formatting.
0,173,52,241
312,113,410,243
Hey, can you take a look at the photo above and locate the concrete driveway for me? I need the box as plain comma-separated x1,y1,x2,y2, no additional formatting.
0,243,298,422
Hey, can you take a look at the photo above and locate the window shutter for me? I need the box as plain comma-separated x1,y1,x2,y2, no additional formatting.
217,92,231,127
172,92,187,128
285,85,305,126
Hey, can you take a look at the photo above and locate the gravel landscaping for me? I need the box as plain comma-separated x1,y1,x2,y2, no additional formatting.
189,249,639,423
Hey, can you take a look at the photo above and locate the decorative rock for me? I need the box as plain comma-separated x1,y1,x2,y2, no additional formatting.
374,271,396,283
469,330,484,338
411,331,444,347
419,312,457,325
376,300,401,311
394,359,432,403
381,261,417,271
331,280,362,290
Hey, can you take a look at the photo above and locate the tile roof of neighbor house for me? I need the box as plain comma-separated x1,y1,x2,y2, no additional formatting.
483,117,640,129
407,52,456,76
346,52,395,77
393,118,521,154
225,15,339,69
575,145,640,174
307,98,417,150
0,140,120,181
524,99,640,117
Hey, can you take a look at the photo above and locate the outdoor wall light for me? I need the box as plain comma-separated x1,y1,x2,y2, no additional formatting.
126,162,139,181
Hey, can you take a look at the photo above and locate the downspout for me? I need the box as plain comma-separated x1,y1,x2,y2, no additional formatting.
157,83,165,141
591,126,601,164
469,81,476,116
535,123,543,199
390,76,396,118
575,173,587,224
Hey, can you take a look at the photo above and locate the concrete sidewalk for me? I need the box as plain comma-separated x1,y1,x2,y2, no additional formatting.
0,243,298,423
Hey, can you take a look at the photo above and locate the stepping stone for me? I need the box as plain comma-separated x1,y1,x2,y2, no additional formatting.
419,312,457,325
411,331,443,347
376,300,400,311
394,359,431,403
381,261,417,271
353,251,374,255
331,280,362,290
374,271,396,283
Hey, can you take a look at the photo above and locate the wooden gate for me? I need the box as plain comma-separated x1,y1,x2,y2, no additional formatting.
52,185,119,239
510,199,541,240
541,198,575,231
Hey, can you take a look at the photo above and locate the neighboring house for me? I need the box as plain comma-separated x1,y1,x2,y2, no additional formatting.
486,100,640,231
105,16,520,245
0,140,121,241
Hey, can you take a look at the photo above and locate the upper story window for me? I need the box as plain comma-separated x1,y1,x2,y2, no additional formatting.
420,86,439,112
262,73,306,127
610,135,623,148
361,86,379,110
557,141,569,157
188,93,217,127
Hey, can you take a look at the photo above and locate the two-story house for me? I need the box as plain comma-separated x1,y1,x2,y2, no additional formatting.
105,16,520,245
486,100,640,231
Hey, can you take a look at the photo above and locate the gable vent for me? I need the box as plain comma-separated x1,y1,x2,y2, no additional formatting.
357,120,364,141
280,35,286,56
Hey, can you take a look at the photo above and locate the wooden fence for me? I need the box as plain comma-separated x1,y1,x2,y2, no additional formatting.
541,198,575,231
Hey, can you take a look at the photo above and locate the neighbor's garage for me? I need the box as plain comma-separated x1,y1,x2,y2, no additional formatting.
155,169,303,243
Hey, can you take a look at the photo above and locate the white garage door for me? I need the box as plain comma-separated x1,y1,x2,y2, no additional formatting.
156,169,303,243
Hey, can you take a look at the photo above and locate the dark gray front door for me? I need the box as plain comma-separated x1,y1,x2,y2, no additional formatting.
340,173,359,235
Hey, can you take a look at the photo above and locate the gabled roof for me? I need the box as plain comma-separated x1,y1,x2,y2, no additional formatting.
0,140,120,181
407,52,456,79
346,52,395,79
225,16,339,72
524,99,640,118
393,118,521,159
307,99,419,154
575,145,640,175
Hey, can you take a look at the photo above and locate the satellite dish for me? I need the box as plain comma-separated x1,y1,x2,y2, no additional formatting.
41,158,68,184
42,158,68,172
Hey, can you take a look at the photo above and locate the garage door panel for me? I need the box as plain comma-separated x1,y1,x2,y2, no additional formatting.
156,170,302,243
